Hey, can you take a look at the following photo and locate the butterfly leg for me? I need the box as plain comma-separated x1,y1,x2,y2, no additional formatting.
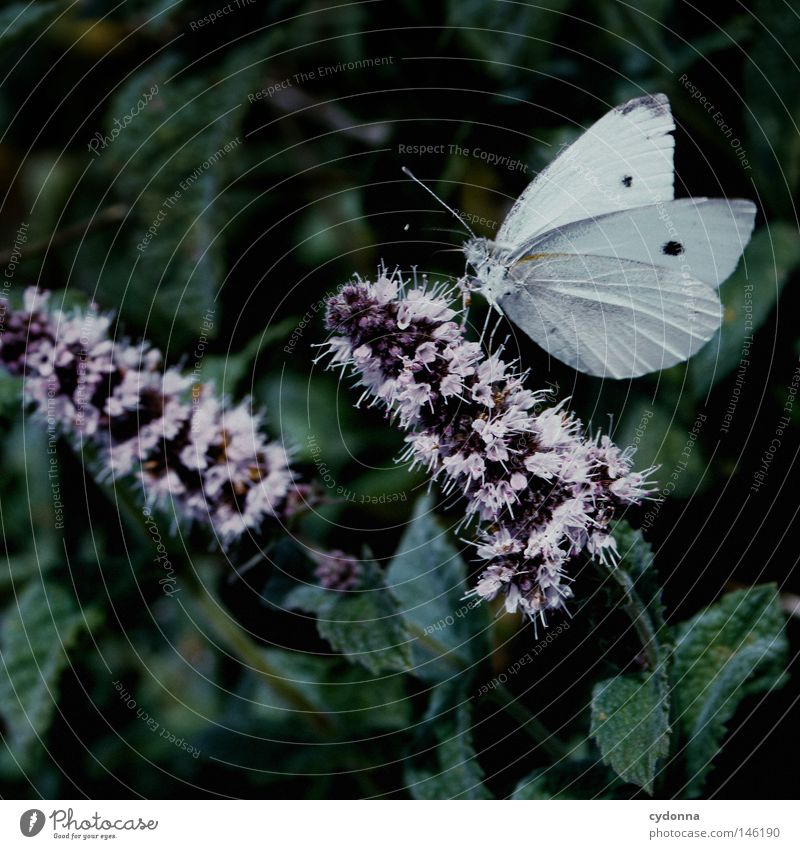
487,310,506,352
456,276,472,326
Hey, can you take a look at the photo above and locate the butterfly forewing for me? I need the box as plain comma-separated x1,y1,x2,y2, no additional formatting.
495,94,676,247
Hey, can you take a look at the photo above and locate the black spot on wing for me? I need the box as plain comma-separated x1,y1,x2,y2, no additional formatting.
662,240,684,256
621,175,633,187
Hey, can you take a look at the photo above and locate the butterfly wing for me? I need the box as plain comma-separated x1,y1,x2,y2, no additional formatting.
519,198,756,288
499,254,722,379
495,94,676,247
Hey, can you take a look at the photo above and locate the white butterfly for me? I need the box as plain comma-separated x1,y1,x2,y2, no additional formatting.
407,93,756,379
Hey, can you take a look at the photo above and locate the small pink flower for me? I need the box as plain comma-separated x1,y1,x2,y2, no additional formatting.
524,452,562,480
471,382,494,407
464,453,486,479
415,341,438,365
510,472,527,491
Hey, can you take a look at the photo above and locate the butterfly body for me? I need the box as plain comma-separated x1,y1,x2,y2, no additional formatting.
463,236,517,306
456,94,756,379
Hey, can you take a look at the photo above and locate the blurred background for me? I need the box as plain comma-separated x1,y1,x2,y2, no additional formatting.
0,0,798,798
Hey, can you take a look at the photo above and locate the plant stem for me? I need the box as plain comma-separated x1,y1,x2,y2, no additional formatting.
606,565,663,674
486,684,570,761
405,621,568,759
0,204,128,266
187,574,332,735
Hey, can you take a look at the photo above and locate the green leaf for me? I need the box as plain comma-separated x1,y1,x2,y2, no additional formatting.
447,0,570,77
295,190,372,267
407,683,492,799
616,400,707,500
0,581,101,767
282,582,338,617
745,0,800,212
692,225,800,395
612,521,667,638
512,760,627,800
260,372,370,465
671,16,752,74
386,495,488,682
97,39,270,346
0,423,62,568
0,0,69,46
278,546,414,675
251,649,411,733
590,672,671,794
671,584,788,796
316,591,414,675
591,524,670,794
0,556,49,593
0,371,21,416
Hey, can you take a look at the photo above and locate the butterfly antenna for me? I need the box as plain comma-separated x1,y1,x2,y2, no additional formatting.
425,226,473,238
401,167,476,238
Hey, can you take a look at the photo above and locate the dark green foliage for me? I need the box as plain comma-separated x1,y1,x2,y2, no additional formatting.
671,585,789,796
590,672,671,795
590,524,671,794
0,581,102,772
386,496,489,682
406,681,493,799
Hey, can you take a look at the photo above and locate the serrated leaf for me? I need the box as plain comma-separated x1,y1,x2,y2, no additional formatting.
0,581,101,767
406,683,492,799
386,495,488,682
182,570,409,737
692,225,800,395
590,672,670,794
671,584,788,796
282,582,338,617
316,591,414,675
278,550,415,675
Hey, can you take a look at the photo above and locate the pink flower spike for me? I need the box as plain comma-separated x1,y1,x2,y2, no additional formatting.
322,270,652,626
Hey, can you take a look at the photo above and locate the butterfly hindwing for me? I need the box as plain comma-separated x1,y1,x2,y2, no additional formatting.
499,253,722,379
520,198,756,288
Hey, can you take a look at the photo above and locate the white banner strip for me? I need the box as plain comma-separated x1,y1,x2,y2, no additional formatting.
0,799,796,848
